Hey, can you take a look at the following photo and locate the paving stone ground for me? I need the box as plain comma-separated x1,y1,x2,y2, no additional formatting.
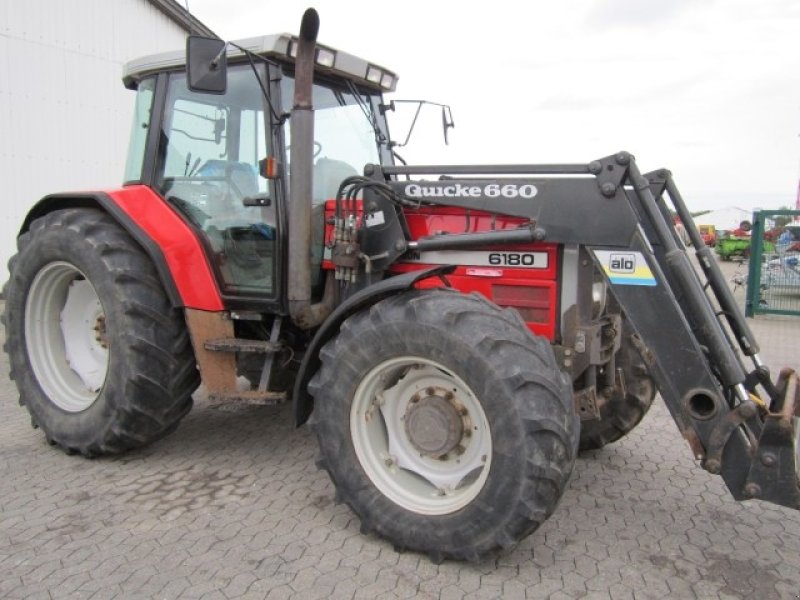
1,259,799,599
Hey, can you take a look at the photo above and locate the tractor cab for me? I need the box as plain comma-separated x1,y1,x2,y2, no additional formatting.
122,33,396,307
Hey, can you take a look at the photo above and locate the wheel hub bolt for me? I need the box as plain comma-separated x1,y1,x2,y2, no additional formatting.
94,315,108,348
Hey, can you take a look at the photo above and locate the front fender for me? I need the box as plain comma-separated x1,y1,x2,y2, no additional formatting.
293,265,456,426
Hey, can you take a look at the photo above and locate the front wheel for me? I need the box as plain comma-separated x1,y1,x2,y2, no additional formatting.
310,290,578,561
578,325,656,451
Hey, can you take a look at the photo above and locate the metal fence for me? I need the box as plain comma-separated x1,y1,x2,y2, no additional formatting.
745,210,800,317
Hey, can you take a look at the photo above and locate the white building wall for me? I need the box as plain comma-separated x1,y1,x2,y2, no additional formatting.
0,0,191,283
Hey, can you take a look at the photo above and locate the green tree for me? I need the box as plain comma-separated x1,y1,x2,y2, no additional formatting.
769,205,794,228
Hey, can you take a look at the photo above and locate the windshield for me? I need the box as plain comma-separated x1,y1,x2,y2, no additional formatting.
281,76,389,203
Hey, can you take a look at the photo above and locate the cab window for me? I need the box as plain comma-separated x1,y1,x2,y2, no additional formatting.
157,65,276,296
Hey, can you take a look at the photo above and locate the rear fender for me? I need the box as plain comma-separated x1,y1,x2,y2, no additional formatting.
20,187,223,310
293,265,456,426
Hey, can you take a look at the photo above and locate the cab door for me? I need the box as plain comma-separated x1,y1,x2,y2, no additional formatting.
155,63,284,309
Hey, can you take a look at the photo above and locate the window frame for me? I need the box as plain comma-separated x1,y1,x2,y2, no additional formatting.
153,62,286,310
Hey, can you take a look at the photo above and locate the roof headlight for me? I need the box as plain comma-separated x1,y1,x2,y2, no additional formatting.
316,47,336,68
366,65,382,84
380,73,395,90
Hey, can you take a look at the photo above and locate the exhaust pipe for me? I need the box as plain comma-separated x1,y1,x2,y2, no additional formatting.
288,8,334,329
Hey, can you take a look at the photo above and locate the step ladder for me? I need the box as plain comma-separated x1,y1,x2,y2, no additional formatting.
185,309,287,405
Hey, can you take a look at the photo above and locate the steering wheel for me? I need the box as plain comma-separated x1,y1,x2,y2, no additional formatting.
287,141,323,159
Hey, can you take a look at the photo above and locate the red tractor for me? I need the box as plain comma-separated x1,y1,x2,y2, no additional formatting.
4,10,798,561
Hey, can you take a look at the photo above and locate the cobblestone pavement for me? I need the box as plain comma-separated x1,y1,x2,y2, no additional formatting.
2,261,800,599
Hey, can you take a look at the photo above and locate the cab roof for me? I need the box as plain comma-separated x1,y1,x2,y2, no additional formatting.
122,33,398,93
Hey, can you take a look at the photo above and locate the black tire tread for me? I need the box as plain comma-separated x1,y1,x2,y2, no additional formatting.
3,208,200,456
578,328,656,452
310,289,579,561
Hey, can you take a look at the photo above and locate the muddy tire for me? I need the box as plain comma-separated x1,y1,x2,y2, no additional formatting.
3,208,199,456
309,290,578,561
578,326,656,451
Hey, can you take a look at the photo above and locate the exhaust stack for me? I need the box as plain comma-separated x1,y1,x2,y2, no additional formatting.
287,8,334,329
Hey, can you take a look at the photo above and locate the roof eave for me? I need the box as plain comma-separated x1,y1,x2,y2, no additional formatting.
146,0,217,39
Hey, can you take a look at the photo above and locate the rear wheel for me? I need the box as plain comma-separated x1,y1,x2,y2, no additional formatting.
310,290,578,561
3,208,199,456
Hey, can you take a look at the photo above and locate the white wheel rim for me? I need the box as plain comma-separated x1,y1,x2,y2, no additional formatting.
350,357,492,515
24,261,108,412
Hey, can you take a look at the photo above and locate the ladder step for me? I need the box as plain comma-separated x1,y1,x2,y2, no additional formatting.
204,338,282,354
208,390,287,405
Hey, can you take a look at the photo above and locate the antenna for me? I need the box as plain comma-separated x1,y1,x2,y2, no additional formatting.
184,0,198,36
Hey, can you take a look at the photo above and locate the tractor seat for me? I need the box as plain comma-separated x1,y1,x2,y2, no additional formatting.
198,160,260,198
313,157,358,204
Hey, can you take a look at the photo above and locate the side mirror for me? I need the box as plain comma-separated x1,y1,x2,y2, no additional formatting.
385,100,455,148
186,35,227,94
441,106,455,145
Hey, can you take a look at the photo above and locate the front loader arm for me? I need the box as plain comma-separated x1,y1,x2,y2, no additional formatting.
368,152,800,510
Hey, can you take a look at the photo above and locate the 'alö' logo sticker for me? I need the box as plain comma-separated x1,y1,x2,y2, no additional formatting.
592,250,657,286
609,253,636,274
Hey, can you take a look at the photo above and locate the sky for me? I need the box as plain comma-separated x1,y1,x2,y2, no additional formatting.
184,0,800,213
